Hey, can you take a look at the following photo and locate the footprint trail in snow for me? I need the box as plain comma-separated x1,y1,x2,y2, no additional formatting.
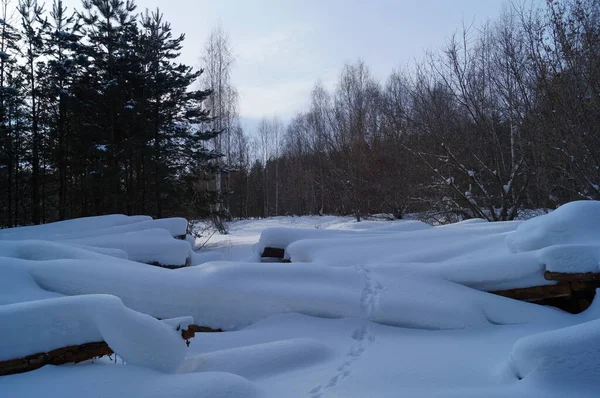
309,266,382,397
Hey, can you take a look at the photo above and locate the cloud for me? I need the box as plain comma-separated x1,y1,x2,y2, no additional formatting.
237,79,315,120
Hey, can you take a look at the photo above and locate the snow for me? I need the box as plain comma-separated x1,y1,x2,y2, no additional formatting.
506,201,600,273
64,228,191,266
0,295,189,372
281,220,548,290
0,215,191,266
7,259,553,330
2,365,260,398
0,261,62,305
509,315,600,387
0,214,152,240
179,338,333,378
257,220,433,256
506,200,600,253
2,206,600,397
538,244,600,274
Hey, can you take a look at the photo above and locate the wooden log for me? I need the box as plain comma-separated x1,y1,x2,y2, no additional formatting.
181,324,223,341
0,341,112,376
544,271,600,283
146,260,189,269
261,247,285,259
0,324,220,377
490,283,572,301
569,280,600,292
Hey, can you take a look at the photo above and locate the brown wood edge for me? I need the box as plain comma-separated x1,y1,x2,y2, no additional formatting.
0,341,113,377
544,271,600,283
490,282,572,301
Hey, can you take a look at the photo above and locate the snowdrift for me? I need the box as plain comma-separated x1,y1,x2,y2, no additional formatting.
2,205,600,397
506,201,600,274
265,219,547,291
0,295,189,372
10,259,567,331
0,215,191,267
509,317,600,387
2,365,260,398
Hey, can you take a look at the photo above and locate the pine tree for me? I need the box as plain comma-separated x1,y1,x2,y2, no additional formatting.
139,9,225,220
79,0,138,213
18,0,48,224
42,0,82,220
0,0,231,226
0,5,23,227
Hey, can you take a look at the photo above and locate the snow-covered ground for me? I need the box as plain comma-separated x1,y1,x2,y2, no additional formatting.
2,202,600,397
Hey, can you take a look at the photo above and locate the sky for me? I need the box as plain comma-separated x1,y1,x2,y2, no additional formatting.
60,0,538,130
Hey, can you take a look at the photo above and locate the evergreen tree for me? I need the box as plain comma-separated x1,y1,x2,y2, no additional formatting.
139,8,224,219
0,0,232,227
42,0,81,220
18,0,48,224
0,6,23,227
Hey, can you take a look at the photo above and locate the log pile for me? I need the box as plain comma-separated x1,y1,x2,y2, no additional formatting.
0,324,221,377
490,271,600,314
260,244,600,313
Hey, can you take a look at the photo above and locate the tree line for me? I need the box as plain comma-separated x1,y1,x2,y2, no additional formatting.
228,0,600,223
0,0,226,228
1,0,598,228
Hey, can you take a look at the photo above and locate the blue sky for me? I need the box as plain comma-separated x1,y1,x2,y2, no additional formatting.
61,0,541,129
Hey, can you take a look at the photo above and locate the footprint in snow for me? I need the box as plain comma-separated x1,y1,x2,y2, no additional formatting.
309,324,375,397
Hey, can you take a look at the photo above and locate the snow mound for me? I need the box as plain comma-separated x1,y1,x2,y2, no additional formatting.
0,215,188,241
180,338,333,379
0,215,190,267
68,244,129,259
285,221,519,265
0,239,134,262
64,228,191,266
281,221,548,290
335,220,432,232
0,295,188,372
257,221,432,256
189,250,225,265
19,259,567,331
506,201,600,253
538,244,600,274
0,261,62,305
0,215,152,240
2,365,259,398
4,210,600,397
509,317,600,387
257,228,364,255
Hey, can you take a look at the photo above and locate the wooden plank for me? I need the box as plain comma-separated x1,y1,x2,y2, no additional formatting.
490,283,572,301
261,247,285,259
544,271,600,283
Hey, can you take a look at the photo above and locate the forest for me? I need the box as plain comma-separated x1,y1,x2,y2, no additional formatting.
0,0,599,227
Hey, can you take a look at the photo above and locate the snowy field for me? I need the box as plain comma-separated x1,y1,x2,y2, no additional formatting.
2,202,600,397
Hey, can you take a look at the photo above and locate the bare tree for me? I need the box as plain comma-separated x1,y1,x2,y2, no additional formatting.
201,24,238,221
